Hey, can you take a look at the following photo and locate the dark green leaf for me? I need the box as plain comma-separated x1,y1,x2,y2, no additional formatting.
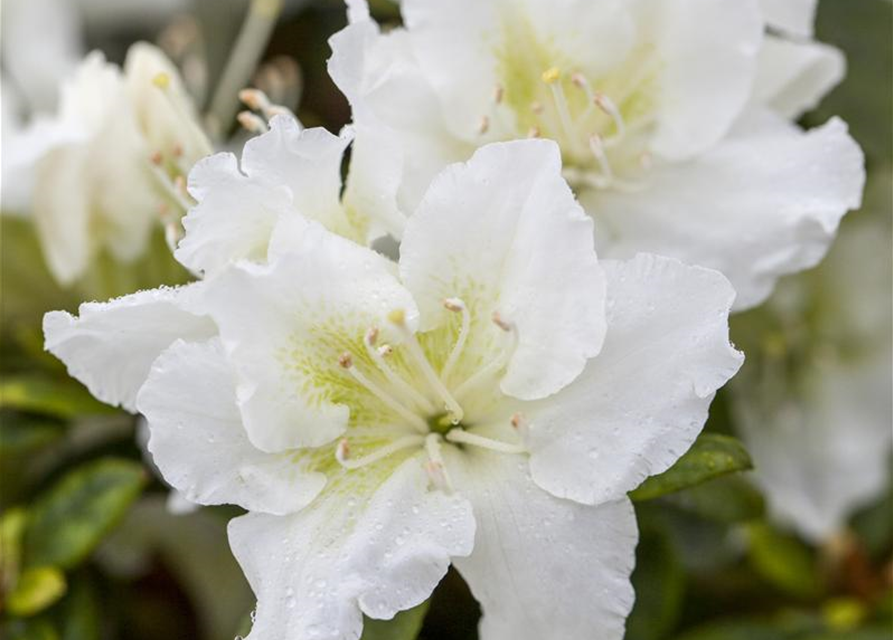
0,414,65,458
626,523,685,640
665,475,765,523
631,434,753,502
360,601,430,640
24,458,146,570
747,523,821,599
58,575,102,640
0,376,113,420
6,566,67,617
674,620,787,640
0,619,60,640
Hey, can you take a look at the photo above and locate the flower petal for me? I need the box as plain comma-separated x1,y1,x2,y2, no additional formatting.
751,36,844,119
449,449,636,640
526,254,743,506
592,111,865,310
43,284,215,412
137,338,326,515
759,0,817,37
646,0,763,159
200,218,419,452
241,116,360,240
230,457,474,640
175,152,293,276
399,139,606,401
329,20,465,239
735,354,892,542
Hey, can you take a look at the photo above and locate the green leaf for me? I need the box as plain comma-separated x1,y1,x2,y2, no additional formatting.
0,376,113,420
626,523,685,640
360,601,430,640
665,474,765,523
6,566,67,617
58,576,102,640
23,458,147,570
0,414,65,458
630,434,753,502
747,523,821,599
0,618,60,640
674,620,787,640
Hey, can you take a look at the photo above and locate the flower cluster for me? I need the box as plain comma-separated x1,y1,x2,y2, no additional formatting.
37,0,872,639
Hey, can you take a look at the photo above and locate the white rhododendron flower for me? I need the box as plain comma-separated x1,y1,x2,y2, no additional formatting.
732,203,893,542
18,43,211,285
44,139,743,639
328,0,865,310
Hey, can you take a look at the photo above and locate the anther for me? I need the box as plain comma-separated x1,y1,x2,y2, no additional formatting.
531,101,544,115
593,92,626,143
541,67,561,84
387,309,406,326
239,87,271,113
149,151,163,166
365,327,379,347
493,83,504,104
441,298,470,384
491,311,512,332
477,115,490,135
338,352,353,368
335,438,350,464
172,144,184,158
527,127,541,138
152,72,171,90
237,110,268,134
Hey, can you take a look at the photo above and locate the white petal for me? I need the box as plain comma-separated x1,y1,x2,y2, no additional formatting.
736,354,892,542
759,0,817,37
231,457,474,640
176,152,293,276
241,116,359,240
751,36,844,119
200,219,419,452
449,449,636,640
592,111,865,310
137,338,326,515
525,254,743,506
43,285,215,412
329,21,464,239
399,140,606,400
32,145,93,284
646,0,763,159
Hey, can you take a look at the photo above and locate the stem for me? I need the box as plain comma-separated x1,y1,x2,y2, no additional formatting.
205,0,283,139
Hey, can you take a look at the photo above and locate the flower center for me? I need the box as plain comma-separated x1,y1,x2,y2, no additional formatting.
330,298,528,487
486,17,661,192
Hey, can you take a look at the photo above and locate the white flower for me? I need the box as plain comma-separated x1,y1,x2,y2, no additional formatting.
18,44,211,285
731,192,893,542
328,0,865,310
44,139,743,639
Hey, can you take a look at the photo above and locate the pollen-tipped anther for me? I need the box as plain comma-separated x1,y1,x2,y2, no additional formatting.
338,352,353,369
541,67,561,84
237,110,268,134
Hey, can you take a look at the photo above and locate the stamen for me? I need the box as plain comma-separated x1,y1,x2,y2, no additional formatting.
493,83,504,104
239,87,272,113
527,126,541,138
530,101,544,115
593,93,626,146
389,311,465,422
363,328,436,414
152,72,171,90
237,110,268,133
588,134,615,181
477,115,490,136
511,412,530,444
542,67,578,146
339,352,428,433
445,428,526,454
453,313,519,401
424,433,453,492
148,152,194,212
335,434,425,470
440,298,470,384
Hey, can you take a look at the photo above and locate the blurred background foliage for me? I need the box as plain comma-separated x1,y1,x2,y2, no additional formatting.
0,0,890,639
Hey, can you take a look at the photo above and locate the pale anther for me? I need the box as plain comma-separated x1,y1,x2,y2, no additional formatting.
493,83,504,104
477,115,490,135
237,110,268,133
